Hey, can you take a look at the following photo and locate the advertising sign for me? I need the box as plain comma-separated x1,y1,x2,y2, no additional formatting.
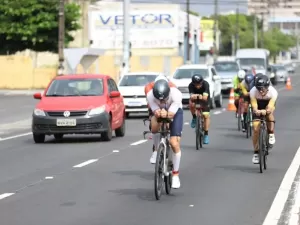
89,10,178,49
199,20,214,51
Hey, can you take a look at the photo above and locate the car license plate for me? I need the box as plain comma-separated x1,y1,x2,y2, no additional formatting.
56,119,76,126
128,101,142,106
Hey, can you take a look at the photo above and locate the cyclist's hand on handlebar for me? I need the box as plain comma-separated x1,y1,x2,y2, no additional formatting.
198,94,203,100
154,109,161,118
254,109,260,116
261,110,267,116
266,107,273,114
191,94,197,100
160,109,167,118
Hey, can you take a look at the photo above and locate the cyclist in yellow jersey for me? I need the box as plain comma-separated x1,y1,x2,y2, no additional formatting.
232,70,246,116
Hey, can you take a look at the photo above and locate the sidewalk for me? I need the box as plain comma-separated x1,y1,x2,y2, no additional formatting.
0,89,44,96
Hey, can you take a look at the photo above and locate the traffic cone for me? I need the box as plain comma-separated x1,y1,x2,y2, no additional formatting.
227,88,236,111
286,77,292,90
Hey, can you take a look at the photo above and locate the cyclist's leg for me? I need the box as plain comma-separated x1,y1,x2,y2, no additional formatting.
149,115,161,164
169,108,183,189
266,100,276,146
234,91,240,115
243,95,250,132
189,98,196,128
202,102,210,144
148,108,155,152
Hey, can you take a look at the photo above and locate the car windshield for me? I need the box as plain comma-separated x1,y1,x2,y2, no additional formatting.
173,69,209,79
273,65,286,71
237,58,265,70
119,75,157,86
214,62,239,73
45,78,104,96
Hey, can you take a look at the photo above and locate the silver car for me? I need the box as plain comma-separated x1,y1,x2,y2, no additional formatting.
272,64,288,83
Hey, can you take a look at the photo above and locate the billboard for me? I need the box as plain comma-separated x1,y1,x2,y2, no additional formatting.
89,10,179,49
199,20,214,51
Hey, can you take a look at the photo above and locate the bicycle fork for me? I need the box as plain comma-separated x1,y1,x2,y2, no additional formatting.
160,138,172,177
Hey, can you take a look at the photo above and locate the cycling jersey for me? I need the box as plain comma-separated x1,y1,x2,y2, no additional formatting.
250,86,278,110
188,80,210,99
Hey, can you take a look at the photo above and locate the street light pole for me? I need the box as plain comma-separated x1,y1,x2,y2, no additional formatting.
58,0,65,75
122,0,130,75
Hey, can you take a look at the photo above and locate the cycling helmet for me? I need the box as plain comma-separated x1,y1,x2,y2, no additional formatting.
238,70,246,79
254,73,264,85
244,74,255,85
192,74,204,84
153,79,170,100
255,75,270,91
154,74,168,83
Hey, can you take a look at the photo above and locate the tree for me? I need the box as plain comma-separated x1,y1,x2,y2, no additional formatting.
0,0,81,54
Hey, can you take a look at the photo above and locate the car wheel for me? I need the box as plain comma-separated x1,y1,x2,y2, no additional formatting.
54,134,64,140
126,112,130,118
209,94,216,109
33,133,45,143
101,116,112,141
215,93,223,108
115,115,125,137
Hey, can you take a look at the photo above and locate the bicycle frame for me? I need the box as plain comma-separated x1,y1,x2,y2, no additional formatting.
195,98,204,136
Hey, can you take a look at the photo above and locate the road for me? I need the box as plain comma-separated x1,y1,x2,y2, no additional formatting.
0,76,299,225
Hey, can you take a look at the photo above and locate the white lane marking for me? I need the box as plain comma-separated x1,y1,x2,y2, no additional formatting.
0,193,15,200
222,108,226,111
213,111,222,115
184,122,189,125
45,176,54,179
0,132,32,142
112,150,119,153
288,177,300,224
189,205,194,207
262,146,300,225
73,159,98,168
130,140,148,146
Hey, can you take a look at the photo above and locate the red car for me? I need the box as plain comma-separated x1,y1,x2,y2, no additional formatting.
31,74,126,143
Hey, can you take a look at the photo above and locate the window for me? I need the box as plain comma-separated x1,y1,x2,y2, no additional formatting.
46,78,104,96
213,62,239,72
119,75,157,86
173,68,209,79
108,79,118,92
211,68,217,76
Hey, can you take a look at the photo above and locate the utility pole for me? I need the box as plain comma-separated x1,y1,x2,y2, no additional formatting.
122,0,130,75
235,4,240,50
186,0,190,63
254,15,258,48
260,12,264,48
58,0,65,75
213,0,218,63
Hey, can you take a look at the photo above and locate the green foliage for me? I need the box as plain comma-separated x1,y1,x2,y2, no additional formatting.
210,14,296,56
0,0,81,54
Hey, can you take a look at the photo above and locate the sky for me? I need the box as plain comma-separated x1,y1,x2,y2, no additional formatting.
126,0,248,16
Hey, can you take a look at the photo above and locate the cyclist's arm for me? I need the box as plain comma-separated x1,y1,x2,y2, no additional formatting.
233,76,238,89
249,88,258,111
188,83,195,96
147,91,160,113
167,88,182,119
267,87,278,110
202,81,209,101
240,80,248,96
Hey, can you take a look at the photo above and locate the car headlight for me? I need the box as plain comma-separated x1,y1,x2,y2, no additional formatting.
270,72,275,78
88,106,106,116
34,109,46,116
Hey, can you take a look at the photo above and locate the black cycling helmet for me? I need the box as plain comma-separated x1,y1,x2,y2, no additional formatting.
255,75,270,90
153,79,170,100
244,74,254,85
192,74,204,84
254,73,264,85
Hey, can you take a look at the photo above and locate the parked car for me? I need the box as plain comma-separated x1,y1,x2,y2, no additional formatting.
285,62,295,73
272,64,288,83
170,64,223,109
118,72,162,117
32,74,125,143
213,61,240,94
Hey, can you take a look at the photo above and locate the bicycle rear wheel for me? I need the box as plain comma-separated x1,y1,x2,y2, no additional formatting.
154,144,165,200
258,126,265,173
196,116,201,150
199,117,203,148
249,106,253,137
263,131,268,170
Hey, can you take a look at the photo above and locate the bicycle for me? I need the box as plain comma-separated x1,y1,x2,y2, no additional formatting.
254,113,269,173
143,117,173,200
237,96,244,131
194,96,204,150
245,104,253,138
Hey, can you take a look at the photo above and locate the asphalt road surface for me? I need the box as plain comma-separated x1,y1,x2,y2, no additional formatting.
0,75,299,225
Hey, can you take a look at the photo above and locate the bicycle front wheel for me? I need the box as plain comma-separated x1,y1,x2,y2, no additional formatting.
258,126,265,173
154,144,165,200
196,116,200,150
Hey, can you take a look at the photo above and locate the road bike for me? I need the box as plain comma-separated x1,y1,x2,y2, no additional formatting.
254,114,269,173
143,117,173,200
194,97,204,150
246,104,253,138
237,96,244,131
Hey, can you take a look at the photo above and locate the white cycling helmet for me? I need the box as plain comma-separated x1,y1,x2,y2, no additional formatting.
238,70,246,79
154,74,168,82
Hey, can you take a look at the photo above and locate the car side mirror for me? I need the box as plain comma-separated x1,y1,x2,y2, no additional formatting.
213,75,220,81
110,91,120,98
33,92,42,99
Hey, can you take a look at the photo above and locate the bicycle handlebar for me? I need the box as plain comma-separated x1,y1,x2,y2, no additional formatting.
143,130,170,139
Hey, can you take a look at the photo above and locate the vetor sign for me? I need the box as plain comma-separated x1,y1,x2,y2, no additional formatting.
95,13,174,29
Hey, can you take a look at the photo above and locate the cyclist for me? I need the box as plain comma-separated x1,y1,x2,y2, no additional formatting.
189,74,210,144
250,75,278,164
145,75,177,164
240,73,255,132
254,73,264,85
146,79,183,188
232,70,246,117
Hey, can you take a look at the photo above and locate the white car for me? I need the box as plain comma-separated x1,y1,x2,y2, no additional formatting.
170,64,223,109
118,72,163,117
